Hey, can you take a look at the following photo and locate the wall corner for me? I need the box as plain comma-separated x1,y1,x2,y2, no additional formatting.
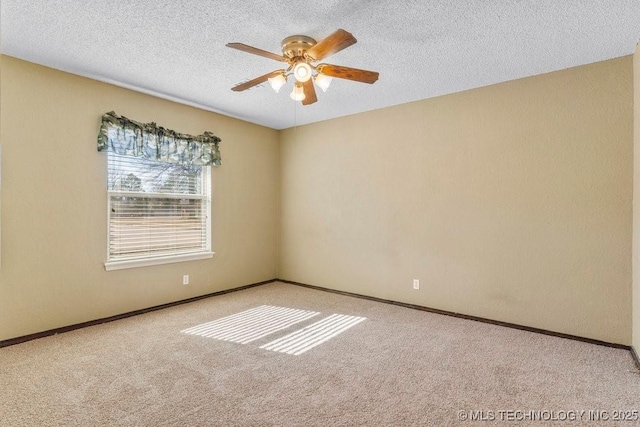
633,42,640,350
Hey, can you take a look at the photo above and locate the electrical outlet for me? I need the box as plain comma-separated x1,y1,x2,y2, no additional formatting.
183,275,189,285
413,279,420,290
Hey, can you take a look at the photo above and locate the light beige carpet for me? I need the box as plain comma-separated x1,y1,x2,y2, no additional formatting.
1,282,637,426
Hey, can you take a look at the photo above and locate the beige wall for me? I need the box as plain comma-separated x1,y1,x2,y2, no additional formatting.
0,56,280,341
280,57,633,344
1,54,634,346
634,43,640,350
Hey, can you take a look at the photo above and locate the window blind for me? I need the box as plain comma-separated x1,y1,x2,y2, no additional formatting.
107,152,210,261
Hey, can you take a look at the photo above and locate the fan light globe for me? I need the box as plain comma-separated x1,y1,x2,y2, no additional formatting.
290,82,306,101
293,62,312,82
268,74,287,93
314,73,332,92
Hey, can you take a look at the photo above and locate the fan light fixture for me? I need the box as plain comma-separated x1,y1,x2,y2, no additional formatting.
268,73,287,93
290,82,306,101
227,29,379,105
293,62,312,82
314,73,332,92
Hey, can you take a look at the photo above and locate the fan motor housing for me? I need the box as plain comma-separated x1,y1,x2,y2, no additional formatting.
281,35,317,59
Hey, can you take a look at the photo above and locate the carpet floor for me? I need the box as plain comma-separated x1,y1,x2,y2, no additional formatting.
1,281,638,426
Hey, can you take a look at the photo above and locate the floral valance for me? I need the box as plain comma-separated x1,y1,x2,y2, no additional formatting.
97,111,221,167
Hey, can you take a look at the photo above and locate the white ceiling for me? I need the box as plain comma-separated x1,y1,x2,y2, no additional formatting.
2,1,639,130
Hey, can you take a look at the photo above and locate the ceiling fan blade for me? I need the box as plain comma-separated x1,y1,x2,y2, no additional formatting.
302,79,317,105
231,70,284,92
316,64,379,84
226,42,288,62
306,29,357,61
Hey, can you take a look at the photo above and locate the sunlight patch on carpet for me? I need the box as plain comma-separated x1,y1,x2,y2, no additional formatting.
181,305,320,344
260,314,366,355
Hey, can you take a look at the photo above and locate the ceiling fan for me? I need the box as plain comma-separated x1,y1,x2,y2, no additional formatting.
226,29,379,105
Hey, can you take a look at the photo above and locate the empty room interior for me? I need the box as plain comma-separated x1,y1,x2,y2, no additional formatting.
2,1,640,425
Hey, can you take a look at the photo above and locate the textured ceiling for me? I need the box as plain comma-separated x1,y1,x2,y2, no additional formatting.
2,1,639,130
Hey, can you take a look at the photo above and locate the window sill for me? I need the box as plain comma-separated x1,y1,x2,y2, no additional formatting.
104,251,214,271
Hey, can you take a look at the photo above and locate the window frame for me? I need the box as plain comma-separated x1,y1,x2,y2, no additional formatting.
104,153,213,271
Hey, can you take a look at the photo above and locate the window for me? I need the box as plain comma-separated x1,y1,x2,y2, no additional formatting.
97,111,220,269
105,152,212,270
